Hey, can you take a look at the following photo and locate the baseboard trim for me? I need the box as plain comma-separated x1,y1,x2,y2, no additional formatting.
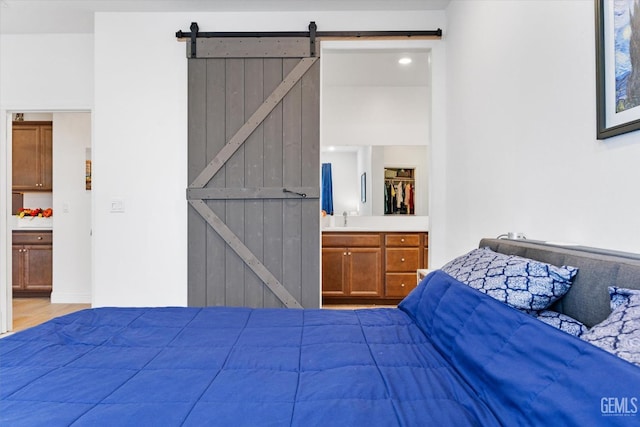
50,292,91,304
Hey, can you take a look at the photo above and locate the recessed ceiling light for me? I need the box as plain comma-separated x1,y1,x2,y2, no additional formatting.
398,57,412,65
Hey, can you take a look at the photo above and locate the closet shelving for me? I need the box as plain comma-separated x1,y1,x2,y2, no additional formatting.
384,168,415,215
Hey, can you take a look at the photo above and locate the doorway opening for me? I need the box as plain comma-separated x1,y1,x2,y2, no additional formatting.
3,111,92,333
319,39,437,306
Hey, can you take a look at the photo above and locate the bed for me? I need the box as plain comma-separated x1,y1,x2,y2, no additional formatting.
1,238,639,426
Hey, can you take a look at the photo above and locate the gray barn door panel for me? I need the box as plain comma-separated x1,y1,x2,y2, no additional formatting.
187,38,320,309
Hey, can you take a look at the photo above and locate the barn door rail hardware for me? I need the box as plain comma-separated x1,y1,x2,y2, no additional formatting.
176,22,442,58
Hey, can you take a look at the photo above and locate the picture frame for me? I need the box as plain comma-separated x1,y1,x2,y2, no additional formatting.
360,173,366,203
596,0,640,139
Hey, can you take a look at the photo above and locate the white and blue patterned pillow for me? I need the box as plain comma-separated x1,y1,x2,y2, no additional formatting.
609,286,640,310
441,247,578,311
581,293,640,366
531,310,587,337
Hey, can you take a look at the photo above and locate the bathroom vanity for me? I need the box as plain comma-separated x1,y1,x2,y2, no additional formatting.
322,228,428,304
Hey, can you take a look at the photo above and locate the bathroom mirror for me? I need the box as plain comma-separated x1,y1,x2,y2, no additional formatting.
321,145,428,217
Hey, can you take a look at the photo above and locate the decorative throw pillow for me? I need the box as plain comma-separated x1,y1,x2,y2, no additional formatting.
581,293,640,366
531,310,587,337
441,247,578,311
609,286,640,310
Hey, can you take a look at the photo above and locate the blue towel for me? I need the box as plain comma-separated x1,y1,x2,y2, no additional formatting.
321,163,334,215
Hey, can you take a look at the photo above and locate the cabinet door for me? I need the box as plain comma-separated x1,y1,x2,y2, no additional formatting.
12,122,53,191
348,248,382,296
322,248,348,296
40,125,53,190
12,125,41,190
23,245,53,293
12,245,23,291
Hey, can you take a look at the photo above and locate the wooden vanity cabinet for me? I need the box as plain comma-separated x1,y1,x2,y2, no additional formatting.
322,231,428,304
12,121,53,191
385,233,422,298
12,231,53,297
424,233,429,272
322,234,382,298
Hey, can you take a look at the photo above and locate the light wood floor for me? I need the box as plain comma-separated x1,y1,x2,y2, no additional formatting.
11,298,90,333
3,300,390,336
323,304,396,310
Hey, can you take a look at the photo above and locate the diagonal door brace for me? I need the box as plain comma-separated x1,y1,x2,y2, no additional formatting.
188,57,318,189
189,200,303,309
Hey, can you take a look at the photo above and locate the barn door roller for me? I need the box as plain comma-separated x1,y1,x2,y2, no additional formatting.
176,21,442,58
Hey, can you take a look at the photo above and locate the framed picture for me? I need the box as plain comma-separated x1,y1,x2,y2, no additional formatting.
596,0,640,139
360,173,366,203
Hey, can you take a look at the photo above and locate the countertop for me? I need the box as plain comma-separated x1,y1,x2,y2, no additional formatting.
321,215,428,233
11,216,53,231
322,226,427,232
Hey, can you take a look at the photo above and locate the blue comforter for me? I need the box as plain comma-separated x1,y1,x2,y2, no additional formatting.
1,271,638,426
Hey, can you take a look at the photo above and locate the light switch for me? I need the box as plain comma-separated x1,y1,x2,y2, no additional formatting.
110,199,125,213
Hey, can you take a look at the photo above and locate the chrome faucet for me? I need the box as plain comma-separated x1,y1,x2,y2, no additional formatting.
343,211,347,227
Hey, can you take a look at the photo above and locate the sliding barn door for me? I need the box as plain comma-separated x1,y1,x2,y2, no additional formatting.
187,37,320,308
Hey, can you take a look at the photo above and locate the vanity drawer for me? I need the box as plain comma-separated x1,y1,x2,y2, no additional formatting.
322,233,381,247
385,234,420,247
385,248,420,272
385,273,418,297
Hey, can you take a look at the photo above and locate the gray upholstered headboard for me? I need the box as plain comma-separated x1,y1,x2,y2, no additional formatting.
479,238,640,328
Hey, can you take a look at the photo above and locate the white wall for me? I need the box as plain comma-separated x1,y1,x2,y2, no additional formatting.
93,10,445,307
52,112,92,303
93,14,188,307
0,34,93,110
443,0,640,262
323,86,429,146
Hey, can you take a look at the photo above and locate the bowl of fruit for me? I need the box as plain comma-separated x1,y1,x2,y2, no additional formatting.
16,208,53,228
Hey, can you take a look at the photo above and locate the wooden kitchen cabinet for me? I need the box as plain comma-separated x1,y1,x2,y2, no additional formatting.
322,231,428,304
12,231,53,297
12,121,53,191
322,233,382,300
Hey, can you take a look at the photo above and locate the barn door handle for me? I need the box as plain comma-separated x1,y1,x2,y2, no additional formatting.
283,188,307,198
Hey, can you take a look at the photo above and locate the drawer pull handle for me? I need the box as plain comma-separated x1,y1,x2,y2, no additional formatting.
401,258,405,262
343,252,347,256
401,238,405,242
401,283,405,287
37,236,43,240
